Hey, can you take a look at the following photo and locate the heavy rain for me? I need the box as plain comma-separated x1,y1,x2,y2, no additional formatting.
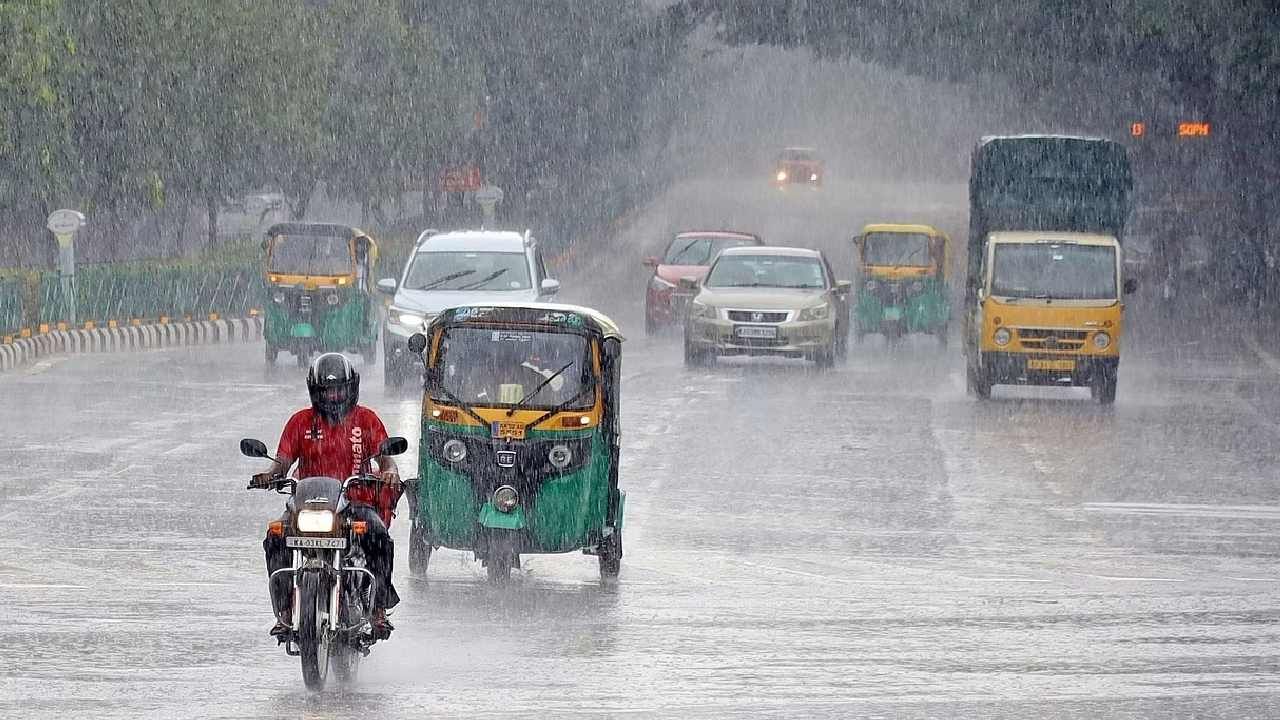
3,2,1280,718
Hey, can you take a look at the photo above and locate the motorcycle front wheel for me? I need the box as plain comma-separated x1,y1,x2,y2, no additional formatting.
297,572,331,691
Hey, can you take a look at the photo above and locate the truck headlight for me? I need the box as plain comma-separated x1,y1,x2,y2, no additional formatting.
993,327,1012,346
296,509,335,533
798,303,830,321
1092,332,1112,350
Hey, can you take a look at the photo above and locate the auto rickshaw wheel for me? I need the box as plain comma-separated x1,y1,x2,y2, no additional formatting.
384,359,405,390
1091,373,1117,405
361,340,378,365
486,554,514,583
296,351,309,369
408,521,432,576
598,530,622,581
265,343,278,364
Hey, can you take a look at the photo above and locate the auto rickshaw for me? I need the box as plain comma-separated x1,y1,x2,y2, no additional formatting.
404,303,625,583
852,223,951,344
263,223,381,367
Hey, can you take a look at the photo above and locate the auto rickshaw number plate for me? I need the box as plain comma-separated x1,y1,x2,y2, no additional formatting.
286,537,347,549
1028,358,1075,372
882,307,903,321
492,420,527,440
735,325,777,339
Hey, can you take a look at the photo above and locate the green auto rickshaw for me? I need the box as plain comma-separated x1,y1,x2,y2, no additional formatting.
263,223,381,367
404,303,625,583
852,223,951,345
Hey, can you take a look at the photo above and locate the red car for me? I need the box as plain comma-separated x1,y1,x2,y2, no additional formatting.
642,230,764,335
773,146,823,187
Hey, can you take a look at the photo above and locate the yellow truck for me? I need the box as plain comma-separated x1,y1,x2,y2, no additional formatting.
964,136,1136,403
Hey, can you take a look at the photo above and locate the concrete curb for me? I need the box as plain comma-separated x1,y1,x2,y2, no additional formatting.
0,317,263,373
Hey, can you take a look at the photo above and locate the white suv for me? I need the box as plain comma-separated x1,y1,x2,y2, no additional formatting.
377,229,561,387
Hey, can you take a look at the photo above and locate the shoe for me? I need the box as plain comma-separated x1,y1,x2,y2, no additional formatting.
270,612,292,637
370,608,394,639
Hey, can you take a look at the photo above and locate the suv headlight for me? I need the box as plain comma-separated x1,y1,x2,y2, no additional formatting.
689,300,717,319
798,303,830,321
296,509,335,533
390,307,426,328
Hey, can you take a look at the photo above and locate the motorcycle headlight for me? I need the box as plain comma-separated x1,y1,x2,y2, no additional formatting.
296,509,336,533
272,291,286,304
547,444,573,470
493,485,519,513
993,327,1012,346
798,303,830,321
442,439,467,463
1093,332,1112,350
650,275,675,292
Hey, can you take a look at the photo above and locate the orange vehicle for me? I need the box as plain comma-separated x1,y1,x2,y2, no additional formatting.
773,147,823,187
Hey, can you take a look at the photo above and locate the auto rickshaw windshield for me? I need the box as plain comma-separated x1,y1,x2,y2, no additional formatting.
270,234,352,276
863,232,932,267
435,326,593,408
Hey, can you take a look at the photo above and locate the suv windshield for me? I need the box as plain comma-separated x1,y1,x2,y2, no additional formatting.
863,232,931,266
435,327,591,408
269,235,351,276
664,236,758,265
403,251,531,291
705,255,827,289
991,243,1117,300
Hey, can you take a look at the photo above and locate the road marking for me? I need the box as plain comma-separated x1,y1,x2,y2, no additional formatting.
1084,502,1280,520
1083,574,1185,582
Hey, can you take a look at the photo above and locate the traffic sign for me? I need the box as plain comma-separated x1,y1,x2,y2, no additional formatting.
46,209,85,236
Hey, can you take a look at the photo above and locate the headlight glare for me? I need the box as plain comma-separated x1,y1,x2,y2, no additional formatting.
296,509,336,533
547,444,573,470
1093,332,1112,350
442,439,467,463
397,312,425,327
993,327,1012,346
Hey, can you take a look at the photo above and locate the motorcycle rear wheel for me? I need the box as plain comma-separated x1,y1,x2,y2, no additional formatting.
297,573,331,691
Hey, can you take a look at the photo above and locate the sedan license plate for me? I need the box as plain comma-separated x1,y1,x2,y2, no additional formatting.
492,420,526,440
1028,358,1075,372
286,536,347,549
735,325,777,339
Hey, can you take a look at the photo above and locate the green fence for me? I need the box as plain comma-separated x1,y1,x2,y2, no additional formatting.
0,263,266,335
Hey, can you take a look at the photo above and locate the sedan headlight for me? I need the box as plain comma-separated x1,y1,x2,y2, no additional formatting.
689,300,717,319
993,327,1012,346
1092,332,1112,350
296,509,336,533
797,303,830,321
442,439,467,463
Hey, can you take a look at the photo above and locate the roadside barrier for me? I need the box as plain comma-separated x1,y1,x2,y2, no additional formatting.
0,316,263,372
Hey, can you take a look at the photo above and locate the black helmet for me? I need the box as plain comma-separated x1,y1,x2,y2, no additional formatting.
307,353,360,423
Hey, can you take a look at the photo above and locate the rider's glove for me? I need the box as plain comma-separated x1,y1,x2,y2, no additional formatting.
248,472,278,490
381,470,403,494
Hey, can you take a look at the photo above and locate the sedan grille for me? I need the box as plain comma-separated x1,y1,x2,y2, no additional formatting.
727,310,789,323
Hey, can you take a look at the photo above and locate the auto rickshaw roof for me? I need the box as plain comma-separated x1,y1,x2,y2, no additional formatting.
431,302,624,341
266,222,372,240
860,223,947,237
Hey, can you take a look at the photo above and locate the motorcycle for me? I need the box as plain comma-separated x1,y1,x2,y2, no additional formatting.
241,435,408,691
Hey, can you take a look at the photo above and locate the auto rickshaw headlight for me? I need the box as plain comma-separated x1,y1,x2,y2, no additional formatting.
547,444,573,470
493,485,519,513
296,509,336,533
910,281,924,293
798,303,830,321
272,291,286,304
1093,332,1112,350
865,280,878,292
993,327,1012,346
442,439,467,463
326,293,340,306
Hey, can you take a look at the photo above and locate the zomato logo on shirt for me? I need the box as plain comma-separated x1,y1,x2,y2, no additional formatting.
350,426,364,477
276,406,388,483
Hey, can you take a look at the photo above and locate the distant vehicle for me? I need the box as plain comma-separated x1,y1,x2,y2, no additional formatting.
682,246,852,367
773,146,823,187
964,135,1135,404
642,230,764,336
377,229,560,388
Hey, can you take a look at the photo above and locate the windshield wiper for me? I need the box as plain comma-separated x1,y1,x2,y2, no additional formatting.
433,384,489,428
455,268,507,291
411,270,474,290
506,361,574,416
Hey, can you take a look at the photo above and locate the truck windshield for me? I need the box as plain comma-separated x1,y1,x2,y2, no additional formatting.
434,326,591,409
991,244,1117,300
269,235,351,276
863,232,931,266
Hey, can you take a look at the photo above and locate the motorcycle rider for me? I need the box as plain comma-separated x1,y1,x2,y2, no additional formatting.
252,353,402,639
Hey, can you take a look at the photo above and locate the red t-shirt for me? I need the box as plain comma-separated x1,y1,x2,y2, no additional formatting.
276,406,399,523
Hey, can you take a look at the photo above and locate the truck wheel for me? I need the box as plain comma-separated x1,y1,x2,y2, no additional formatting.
1092,374,1117,405
967,366,992,400
486,554,514,583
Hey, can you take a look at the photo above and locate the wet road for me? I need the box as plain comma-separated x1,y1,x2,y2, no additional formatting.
5,178,1280,718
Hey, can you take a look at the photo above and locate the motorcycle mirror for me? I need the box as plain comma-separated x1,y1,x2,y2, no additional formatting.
379,437,409,456
407,332,427,354
240,438,270,458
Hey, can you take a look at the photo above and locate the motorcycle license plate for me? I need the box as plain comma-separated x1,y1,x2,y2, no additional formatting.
285,536,347,549
492,420,526,440
1028,358,1075,372
735,325,777,339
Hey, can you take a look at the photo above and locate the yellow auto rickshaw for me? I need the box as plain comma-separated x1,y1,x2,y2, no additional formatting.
852,223,951,344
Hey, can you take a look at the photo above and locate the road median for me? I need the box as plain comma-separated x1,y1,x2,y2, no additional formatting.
0,317,263,372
